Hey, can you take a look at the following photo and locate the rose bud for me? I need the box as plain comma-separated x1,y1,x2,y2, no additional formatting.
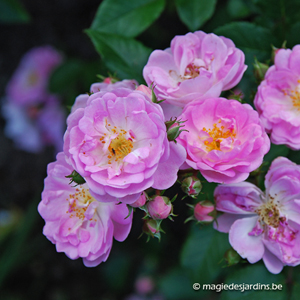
181,176,202,198
223,248,241,266
130,192,147,208
194,200,216,223
142,218,162,241
146,196,172,220
136,84,152,98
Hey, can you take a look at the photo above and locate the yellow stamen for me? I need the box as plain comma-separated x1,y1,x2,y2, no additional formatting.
202,120,236,151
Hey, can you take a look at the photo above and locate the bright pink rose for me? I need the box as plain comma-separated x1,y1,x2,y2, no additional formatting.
6,46,62,106
2,94,65,153
143,31,247,107
254,46,300,150
176,97,270,184
38,152,132,267
90,79,138,93
64,88,186,204
214,157,300,274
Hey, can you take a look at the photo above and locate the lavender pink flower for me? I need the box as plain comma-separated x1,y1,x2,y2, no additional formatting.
254,46,300,150
176,97,270,184
214,157,300,274
6,46,63,106
38,152,132,267
143,31,247,107
64,88,186,204
2,94,65,153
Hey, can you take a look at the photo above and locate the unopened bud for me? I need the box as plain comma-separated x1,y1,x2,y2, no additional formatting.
142,218,162,241
224,248,241,266
228,89,244,103
136,84,152,98
271,42,286,63
65,170,86,185
253,58,269,82
131,192,147,208
181,176,202,198
194,200,216,223
146,196,172,220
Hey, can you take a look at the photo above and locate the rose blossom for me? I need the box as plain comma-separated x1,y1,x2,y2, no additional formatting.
38,152,132,267
6,46,62,106
2,94,65,153
254,45,300,150
64,88,186,204
176,97,270,184
214,157,300,274
143,31,247,107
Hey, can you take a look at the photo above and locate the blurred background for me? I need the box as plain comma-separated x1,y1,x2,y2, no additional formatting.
1,0,300,299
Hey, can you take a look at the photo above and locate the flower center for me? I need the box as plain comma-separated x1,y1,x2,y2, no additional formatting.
27,71,39,87
184,63,201,79
108,133,133,163
202,120,236,151
255,199,280,228
66,187,95,221
282,81,300,111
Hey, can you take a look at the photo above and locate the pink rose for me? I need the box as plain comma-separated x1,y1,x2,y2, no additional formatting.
64,88,186,204
214,157,300,274
254,45,300,150
38,152,132,267
143,31,247,107
176,97,270,184
6,46,63,106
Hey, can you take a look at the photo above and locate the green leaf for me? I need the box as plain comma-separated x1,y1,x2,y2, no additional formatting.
0,196,39,287
159,268,200,300
175,0,217,31
214,22,279,55
180,224,230,283
227,0,252,19
49,58,105,107
0,0,30,23
286,22,300,48
91,0,165,38
86,30,152,83
264,144,290,165
219,264,287,300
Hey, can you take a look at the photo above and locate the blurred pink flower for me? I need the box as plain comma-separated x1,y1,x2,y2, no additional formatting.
6,46,63,106
64,88,186,204
214,157,300,274
254,46,300,150
38,152,132,267
143,31,246,107
176,97,270,184
2,94,65,153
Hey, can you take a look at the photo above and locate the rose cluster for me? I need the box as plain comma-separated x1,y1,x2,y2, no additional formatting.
38,30,300,274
